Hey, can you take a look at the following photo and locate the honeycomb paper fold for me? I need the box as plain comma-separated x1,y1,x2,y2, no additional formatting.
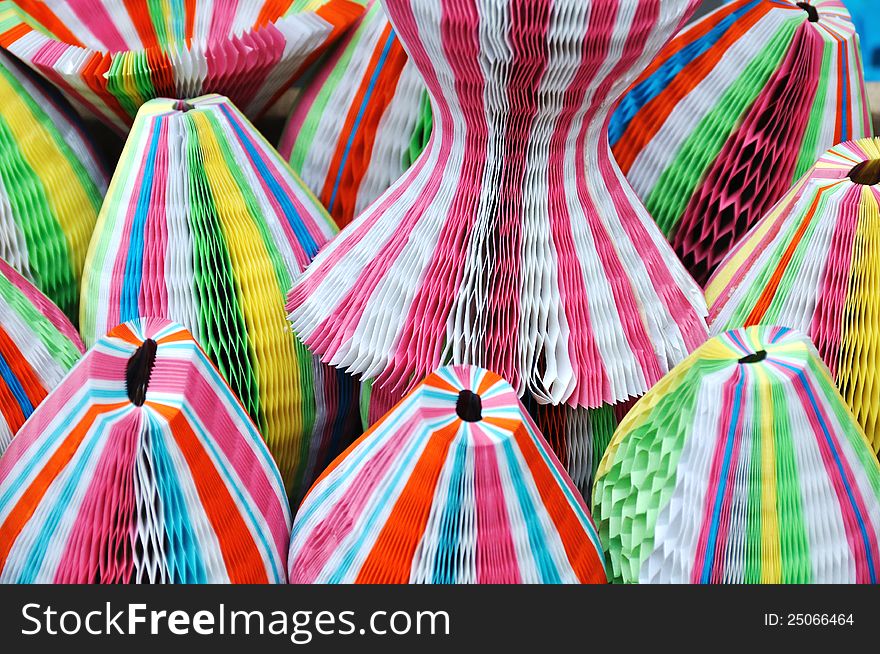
81,94,361,504
288,365,607,584
610,0,872,285
593,325,880,584
0,318,291,584
0,0,364,132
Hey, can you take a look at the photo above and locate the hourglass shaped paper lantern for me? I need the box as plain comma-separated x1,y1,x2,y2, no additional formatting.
0,0,364,133
279,0,430,227
593,325,880,584
80,95,361,502
0,319,291,583
0,257,84,453
610,0,872,286
288,0,708,415
0,49,107,320
707,137,880,455
289,366,607,584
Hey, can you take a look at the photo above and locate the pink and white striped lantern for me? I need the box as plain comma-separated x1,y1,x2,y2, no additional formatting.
288,0,710,493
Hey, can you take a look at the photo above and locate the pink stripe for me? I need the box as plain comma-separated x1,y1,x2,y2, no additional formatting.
208,0,239,44
473,430,520,583
0,259,84,353
289,421,421,583
809,184,860,377
68,0,129,52
791,371,880,583
690,372,739,583
54,411,140,583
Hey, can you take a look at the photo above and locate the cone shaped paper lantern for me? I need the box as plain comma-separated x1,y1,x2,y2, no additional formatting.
593,325,880,584
81,94,361,503
0,256,84,453
0,318,291,583
707,137,880,455
279,0,430,227
288,365,607,584
288,0,708,415
0,48,107,320
610,0,873,286
0,0,364,133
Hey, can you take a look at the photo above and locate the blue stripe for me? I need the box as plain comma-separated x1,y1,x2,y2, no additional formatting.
840,46,850,140
327,32,395,213
609,0,764,146
0,348,33,416
700,372,745,583
217,104,320,258
120,120,161,323
432,437,467,583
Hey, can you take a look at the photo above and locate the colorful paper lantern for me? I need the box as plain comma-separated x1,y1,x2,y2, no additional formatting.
80,94,361,502
610,0,873,286
0,318,291,583
0,256,83,453
279,0,430,227
288,365,607,584
0,48,107,320
288,0,708,415
593,325,880,584
707,137,880,455
0,0,364,133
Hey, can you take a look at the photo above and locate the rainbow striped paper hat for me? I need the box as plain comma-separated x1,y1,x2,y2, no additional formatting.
0,49,107,320
610,0,872,286
81,94,361,503
0,257,83,453
289,366,607,584
0,318,291,583
593,325,880,584
0,0,364,133
288,0,708,414
707,137,880,455
279,0,430,227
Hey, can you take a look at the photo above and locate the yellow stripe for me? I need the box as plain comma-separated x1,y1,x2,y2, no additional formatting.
0,70,96,282
753,365,780,583
192,111,303,488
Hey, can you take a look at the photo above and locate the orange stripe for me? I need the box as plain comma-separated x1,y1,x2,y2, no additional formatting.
0,325,48,415
256,0,292,27
476,370,502,395
0,403,125,576
355,421,458,583
745,190,823,326
7,0,82,46
151,403,269,583
0,23,32,48
320,24,408,224
108,322,142,346
124,0,159,50
184,0,196,41
81,52,132,128
500,419,606,583
613,1,774,174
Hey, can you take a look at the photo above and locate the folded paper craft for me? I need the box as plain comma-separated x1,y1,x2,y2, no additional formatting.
0,318,291,583
288,365,607,584
593,325,880,584
0,48,106,320
288,0,709,415
707,137,880,456
610,0,873,286
279,0,430,227
0,256,83,454
0,0,364,133
80,94,361,503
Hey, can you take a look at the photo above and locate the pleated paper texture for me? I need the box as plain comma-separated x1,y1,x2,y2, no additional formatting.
0,0,364,132
361,378,624,502
610,0,873,286
0,48,107,320
0,318,291,583
279,0,430,227
0,256,84,453
288,365,607,584
80,94,361,503
707,137,880,456
593,325,880,584
288,0,709,415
